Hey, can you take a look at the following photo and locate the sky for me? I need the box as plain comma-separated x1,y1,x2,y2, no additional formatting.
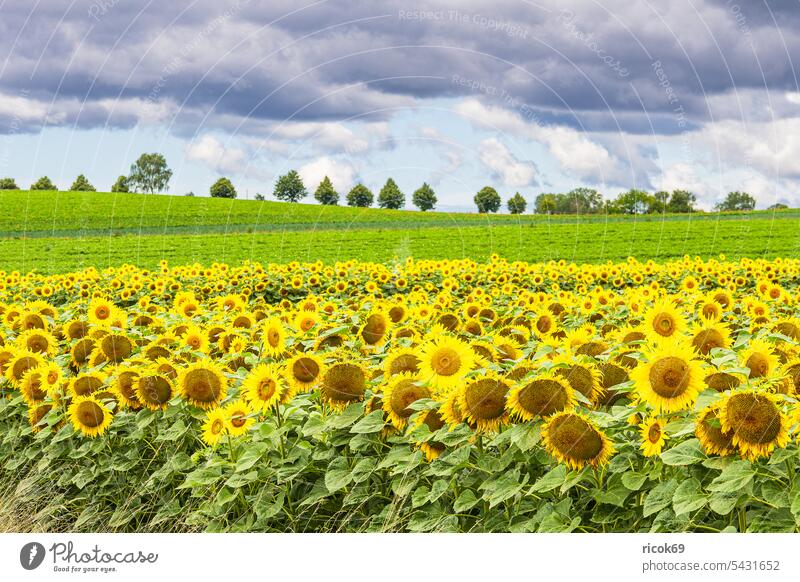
0,0,799,210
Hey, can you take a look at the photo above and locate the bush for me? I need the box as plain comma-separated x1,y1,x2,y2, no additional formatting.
346,184,374,207
474,186,501,213
273,170,307,203
0,177,18,190
69,174,96,192
377,178,404,209
507,193,527,214
30,176,57,191
412,183,437,212
210,177,237,199
111,175,129,193
314,176,339,205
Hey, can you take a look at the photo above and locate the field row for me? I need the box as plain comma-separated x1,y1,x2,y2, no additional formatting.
1,219,798,274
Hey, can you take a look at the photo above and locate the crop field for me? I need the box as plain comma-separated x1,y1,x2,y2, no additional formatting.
0,191,799,273
2,255,800,532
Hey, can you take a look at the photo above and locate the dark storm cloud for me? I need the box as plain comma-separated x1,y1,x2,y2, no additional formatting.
0,0,797,134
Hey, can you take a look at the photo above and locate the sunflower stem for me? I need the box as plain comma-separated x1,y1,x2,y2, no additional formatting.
737,505,747,532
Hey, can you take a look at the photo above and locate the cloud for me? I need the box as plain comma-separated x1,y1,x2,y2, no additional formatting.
185,135,247,174
477,138,536,187
298,157,356,193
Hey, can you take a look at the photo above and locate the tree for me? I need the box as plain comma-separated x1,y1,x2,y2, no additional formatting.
273,170,306,203
377,178,404,209
128,153,172,193
667,190,696,213
210,177,237,198
474,186,501,213
69,174,96,192
612,189,653,214
651,191,670,214
30,176,57,191
534,193,557,214
412,182,437,211
346,183,373,207
314,176,339,205
0,177,18,190
111,175,129,193
565,187,603,213
255,193,265,201
716,191,756,211
184,192,195,197
768,202,788,210
507,192,527,214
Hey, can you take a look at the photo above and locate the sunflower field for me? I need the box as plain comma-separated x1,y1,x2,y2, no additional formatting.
2,255,800,533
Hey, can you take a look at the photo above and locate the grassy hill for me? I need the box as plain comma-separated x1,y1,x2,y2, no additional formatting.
0,190,797,273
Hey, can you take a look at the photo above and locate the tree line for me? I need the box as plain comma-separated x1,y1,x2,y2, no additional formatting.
0,152,787,214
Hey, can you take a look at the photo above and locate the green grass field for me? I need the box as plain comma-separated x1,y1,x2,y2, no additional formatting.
0,190,797,273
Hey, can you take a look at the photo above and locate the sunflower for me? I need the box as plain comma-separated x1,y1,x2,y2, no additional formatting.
242,363,284,412
40,362,64,397
284,353,325,396
703,370,744,393
630,339,704,413
739,338,779,379
87,298,115,327
418,336,474,392
719,389,790,460
383,347,421,377
15,329,58,356
411,409,446,461
439,389,464,427
224,399,255,436
28,403,53,433
689,317,732,356
293,311,320,335
695,403,736,456
112,367,142,409
320,361,368,409
5,350,44,387
551,353,604,402
177,359,228,409
643,297,687,342
360,309,392,347
70,338,96,367
135,370,175,411
639,417,668,457
99,332,133,363
68,394,113,437
19,369,49,406
381,373,431,429
180,324,209,353
457,372,510,432
507,371,575,421
541,411,614,470
261,317,287,357
68,372,105,398
201,407,227,446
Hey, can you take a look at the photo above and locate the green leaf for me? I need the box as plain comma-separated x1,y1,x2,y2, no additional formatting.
225,470,258,488
350,457,377,484
621,471,648,491
428,479,449,503
254,491,285,520
708,460,754,493
531,465,567,493
325,403,364,429
708,490,741,516
235,442,269,472
178,465,223,489
412,486,431,508
593,474,630,507
643,479,679,517
453,489,479,513
672,478,707,515
481,469,527,508
350,410,386,434
325,462,352,493
660,438,704,466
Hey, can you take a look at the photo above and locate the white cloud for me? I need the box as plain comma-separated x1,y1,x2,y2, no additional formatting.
298,157,356,193
455,98,624,184
185,135,247,174
478,138,536,187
